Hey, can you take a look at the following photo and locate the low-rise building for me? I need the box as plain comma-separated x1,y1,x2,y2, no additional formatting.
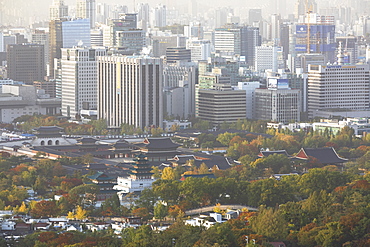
313,118,370,136
0,85,61,123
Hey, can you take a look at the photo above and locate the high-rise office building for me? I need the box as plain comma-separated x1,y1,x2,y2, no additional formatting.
198,84,246,127
116,30,146,54
295,15,336,62
255,45,283,72
336,36,358,64
7,44,45,84
254,79,301,122
61,47,106,118
166,47,191,64
76,0,96,28
49,18,91,78
97,56,163,129
236,81,260,119
91,29,103,46
62,19,91,48
214,24,261,66
307,64,370,119
49,18,66,78
49,0,68,20
32,29,49,71
102,14,137,47
186,39,211,62
249,9,262,25
163,65,196,119
96,3,109,24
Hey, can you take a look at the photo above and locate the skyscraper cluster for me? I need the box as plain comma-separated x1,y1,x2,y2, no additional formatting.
0,0,370,127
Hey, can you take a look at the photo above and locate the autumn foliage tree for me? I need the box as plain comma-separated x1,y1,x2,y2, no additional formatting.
31,200,60,218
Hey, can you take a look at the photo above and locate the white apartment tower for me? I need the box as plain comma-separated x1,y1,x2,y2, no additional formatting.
76,0,96,28
49,0,68,20
152,4,166,28
97,56,163,129
61,47,106,118
307,64,370,118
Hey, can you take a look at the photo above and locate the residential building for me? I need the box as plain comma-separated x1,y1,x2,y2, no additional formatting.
49,0,68,20
76,0,96,28
152,4,166,28
61,47,106,118
97,56,163,129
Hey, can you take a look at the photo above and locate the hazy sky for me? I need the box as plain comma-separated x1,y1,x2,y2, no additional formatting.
0,0,359,26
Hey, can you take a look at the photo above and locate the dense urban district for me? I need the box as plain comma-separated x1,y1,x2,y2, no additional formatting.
3,0,370,246
0,116,366,246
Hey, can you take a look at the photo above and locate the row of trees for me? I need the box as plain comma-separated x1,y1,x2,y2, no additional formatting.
17,176,370,246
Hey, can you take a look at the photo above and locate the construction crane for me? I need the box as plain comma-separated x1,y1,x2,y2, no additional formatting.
306,0,313,53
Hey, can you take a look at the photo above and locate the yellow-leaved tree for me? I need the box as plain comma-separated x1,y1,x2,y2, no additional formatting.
161,167,176,180
75,205,88,220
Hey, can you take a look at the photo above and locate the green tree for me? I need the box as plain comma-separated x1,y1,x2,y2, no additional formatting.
298,168,351,196
89,119,107,134
198,163,210,174
250,206,289,241
154,203,167,220
216,132,238,146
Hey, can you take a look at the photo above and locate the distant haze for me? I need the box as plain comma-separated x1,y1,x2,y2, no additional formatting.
0,0,359,26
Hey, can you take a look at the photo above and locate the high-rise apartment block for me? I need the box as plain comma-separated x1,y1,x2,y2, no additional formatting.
61,47,106,118
7,44,45,84
49,0,68,20
76,0,96,28
97,56,163,129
